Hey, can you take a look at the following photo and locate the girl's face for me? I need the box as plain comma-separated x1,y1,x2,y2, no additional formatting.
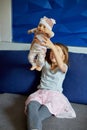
50,45,64,64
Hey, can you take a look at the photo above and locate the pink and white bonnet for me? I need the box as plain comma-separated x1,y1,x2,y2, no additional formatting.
39,16,56,37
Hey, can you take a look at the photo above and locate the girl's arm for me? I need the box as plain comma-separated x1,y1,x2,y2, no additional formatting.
42,38,67,73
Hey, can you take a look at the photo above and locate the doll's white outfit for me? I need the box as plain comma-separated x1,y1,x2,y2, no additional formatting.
25,61,76,118
28,34,47,68
28,16,56,69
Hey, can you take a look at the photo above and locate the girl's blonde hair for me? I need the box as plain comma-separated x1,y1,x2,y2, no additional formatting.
46,42,69,65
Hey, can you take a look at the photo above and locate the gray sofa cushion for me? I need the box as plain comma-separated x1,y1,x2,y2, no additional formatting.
0,93,87,130
43,103,87,130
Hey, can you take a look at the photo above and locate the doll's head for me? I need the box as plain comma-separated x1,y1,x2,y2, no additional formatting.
37,16,56,38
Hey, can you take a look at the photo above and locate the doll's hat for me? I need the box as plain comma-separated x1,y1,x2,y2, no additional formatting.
39,16,56,36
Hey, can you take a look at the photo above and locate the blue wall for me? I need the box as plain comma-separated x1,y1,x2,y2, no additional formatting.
12,0,87,47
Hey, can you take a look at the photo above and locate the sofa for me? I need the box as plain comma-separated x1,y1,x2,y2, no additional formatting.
0,43,87,130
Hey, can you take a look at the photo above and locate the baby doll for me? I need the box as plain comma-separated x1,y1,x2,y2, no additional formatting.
28,16,56,71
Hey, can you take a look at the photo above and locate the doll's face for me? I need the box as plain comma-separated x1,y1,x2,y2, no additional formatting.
37,23,50,35
37,23,46,32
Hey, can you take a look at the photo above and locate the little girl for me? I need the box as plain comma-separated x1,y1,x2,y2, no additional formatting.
25,37,76,130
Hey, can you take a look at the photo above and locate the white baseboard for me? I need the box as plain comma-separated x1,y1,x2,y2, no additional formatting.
0,42,87,54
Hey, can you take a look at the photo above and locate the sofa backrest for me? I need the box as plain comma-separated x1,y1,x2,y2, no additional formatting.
0,43,87,104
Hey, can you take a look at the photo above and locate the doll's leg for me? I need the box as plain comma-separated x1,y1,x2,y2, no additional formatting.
28,51,37,70
36,51,46,71
27,101,51,130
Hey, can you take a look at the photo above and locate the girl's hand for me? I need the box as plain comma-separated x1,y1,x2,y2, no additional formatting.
42,36,55,49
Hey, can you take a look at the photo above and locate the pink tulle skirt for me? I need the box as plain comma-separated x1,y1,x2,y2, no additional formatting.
25,89,76,118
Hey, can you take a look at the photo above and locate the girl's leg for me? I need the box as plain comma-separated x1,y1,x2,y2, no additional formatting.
27,101,51,130
39,105,52,122
27,101,41,130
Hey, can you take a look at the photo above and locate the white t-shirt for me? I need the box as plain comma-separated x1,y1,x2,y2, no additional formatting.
38,61,68,93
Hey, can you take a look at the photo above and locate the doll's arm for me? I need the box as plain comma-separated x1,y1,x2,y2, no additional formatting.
28,28,37,34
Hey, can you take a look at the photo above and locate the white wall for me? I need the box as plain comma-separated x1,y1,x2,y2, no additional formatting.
0,0,12,42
